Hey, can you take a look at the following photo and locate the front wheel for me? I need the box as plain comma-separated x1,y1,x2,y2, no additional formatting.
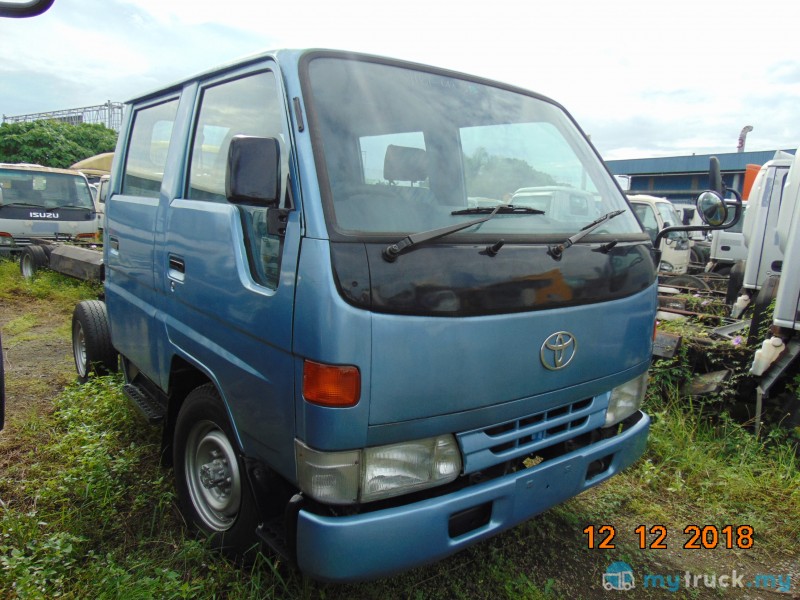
19,245,48,279
173,384,260,556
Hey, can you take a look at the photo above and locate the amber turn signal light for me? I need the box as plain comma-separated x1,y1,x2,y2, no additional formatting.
303,360,360,407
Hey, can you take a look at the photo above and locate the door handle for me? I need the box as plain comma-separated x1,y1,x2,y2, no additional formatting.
168,254,185,282
169,256,185,273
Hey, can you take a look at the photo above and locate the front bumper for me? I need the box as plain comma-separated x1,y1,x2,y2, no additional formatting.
295,411,650,582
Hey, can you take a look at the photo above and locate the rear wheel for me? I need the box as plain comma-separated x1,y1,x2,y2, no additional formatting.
19,245,48,279
72,300,118,383
173,384,260,556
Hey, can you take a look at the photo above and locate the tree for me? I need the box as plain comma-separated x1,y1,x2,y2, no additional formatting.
464,147,556,199
0,120,117,168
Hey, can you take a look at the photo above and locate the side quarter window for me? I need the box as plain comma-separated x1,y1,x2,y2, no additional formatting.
121,99,179,197
187,70,288,289
632,203,658,243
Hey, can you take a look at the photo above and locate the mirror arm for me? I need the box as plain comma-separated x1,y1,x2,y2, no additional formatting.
654,224,711,250
653,188,743,251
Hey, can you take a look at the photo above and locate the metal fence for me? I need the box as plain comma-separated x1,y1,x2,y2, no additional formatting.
2,101,123,131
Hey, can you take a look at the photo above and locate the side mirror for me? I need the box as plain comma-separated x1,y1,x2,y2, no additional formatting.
0,0,54,17
652,156,740,260
225,135,280,206
696,191,728,227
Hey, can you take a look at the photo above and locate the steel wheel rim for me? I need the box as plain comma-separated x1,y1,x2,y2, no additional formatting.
21,253,33,278
185,420,242,532
73,322,87,378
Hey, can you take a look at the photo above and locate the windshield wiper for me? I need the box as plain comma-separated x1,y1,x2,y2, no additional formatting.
383,204,546,262
548,209,625,260
4,202,42,207
50,204,93,210
383,205,504,261
451,205,544,216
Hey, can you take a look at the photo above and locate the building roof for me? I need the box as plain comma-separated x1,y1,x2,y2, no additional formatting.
606,149,796,176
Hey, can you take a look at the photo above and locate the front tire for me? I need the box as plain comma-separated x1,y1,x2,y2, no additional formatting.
72,300,118,383
173,384,260,556
19,245,48,279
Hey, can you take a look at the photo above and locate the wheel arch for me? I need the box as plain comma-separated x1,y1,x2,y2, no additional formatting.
160,353,244,465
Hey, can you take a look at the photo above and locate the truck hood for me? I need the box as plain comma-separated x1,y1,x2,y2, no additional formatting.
368,285,656,425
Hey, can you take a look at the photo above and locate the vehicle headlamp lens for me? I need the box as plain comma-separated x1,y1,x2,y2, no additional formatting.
605,372,648,427
362,435,461,502
296,434,462,505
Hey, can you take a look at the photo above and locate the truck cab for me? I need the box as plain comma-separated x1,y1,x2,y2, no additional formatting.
772,149,800,333
0,163,98,256
741,154,793,292
76,49,663,581
628,194,691,274
744,148,800,430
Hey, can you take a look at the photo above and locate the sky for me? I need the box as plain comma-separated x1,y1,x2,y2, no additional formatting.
1,0,799,160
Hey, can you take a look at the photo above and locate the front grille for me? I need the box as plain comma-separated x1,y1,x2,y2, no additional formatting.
457,395,608,474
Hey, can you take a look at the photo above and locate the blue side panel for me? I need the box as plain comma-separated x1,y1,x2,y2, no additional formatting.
292,237,373,450
105,194,162,381
162,198,300,477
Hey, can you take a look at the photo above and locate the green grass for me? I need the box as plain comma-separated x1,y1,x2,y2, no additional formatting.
0,257,102,312
0,372,568,597
1,379,797,599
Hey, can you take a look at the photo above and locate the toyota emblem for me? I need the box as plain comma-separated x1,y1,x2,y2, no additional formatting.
540,332,577,370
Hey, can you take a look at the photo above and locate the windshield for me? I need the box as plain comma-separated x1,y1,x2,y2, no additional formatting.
0,168,94,210
306,57,641,239
655,201,688,241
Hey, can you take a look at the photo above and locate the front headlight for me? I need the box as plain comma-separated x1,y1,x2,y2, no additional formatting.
659,261,674,273
605,372,649,427
296,434,462,505
0,234,15,246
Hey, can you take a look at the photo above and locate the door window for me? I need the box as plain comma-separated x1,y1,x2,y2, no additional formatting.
187,71,288,288
121,99,179,197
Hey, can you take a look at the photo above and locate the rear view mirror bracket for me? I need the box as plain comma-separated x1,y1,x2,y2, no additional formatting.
652,158,742,255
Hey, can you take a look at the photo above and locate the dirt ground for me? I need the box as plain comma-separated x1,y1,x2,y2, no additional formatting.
0,296,76,469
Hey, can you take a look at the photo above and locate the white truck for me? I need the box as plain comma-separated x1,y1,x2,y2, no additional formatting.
740,153,794,294
742,149,800,432
628,194,691,275
0,163,99,269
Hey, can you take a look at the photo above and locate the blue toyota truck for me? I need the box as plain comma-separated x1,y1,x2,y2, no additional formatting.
69,49,725,582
